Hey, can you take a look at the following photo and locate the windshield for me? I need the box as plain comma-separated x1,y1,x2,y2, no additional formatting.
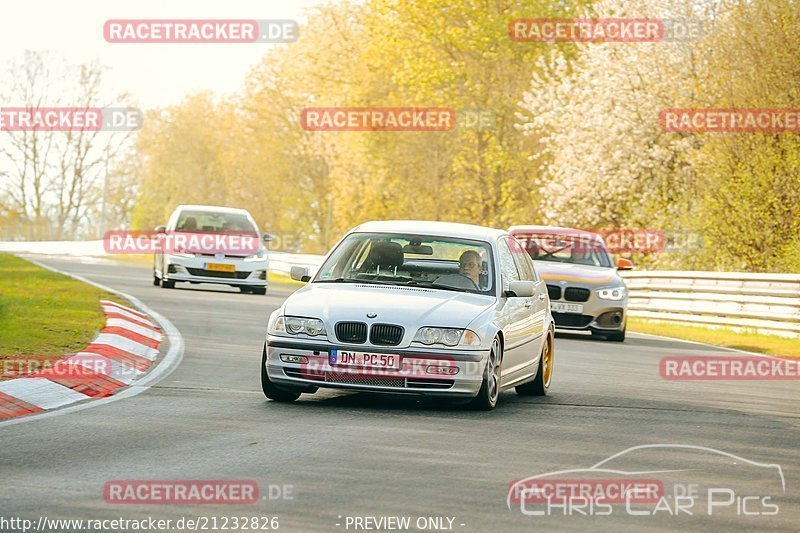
314,233,495,295
514,233,613,268
174,211,257,234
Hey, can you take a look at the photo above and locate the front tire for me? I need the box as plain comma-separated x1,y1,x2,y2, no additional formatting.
469,337,502,410
261,344,301,402
153,274,160,286
251,287,267,295
517,327,554,396
161,279,175,289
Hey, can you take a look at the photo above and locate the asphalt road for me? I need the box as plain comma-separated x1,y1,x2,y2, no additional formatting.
1,257,798,532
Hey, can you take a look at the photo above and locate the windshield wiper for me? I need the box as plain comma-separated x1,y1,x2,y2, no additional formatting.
403,280,471,293
316,277,362,283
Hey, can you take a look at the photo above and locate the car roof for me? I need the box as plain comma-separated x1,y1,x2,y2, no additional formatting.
508,225,601,238
353,220,506,241
174,204,251,215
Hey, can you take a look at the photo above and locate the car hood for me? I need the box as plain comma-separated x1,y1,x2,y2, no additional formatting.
284,283,495,328
533,261,621,287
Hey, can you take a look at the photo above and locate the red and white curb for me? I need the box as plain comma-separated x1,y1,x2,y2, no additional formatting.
0,301,161,419
0,257,184,427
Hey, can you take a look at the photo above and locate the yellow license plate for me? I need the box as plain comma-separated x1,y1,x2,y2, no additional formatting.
205,263,235,272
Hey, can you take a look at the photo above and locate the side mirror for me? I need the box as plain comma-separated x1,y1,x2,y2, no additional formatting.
154,225,167,233
505,280,536,298
617,258,634,270
290,266,311,282
262,232,275,243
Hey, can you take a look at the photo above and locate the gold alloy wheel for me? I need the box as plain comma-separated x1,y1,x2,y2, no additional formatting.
541,330,553,387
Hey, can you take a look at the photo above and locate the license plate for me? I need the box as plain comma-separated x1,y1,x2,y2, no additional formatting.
205,263,235,272
330,350,400,370
551,302,584,314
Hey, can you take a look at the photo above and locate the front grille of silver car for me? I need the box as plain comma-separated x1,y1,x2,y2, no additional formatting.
326,372,405,388
335,322,368,343
369,324,404,346
282,369,454,390
564,287,591,302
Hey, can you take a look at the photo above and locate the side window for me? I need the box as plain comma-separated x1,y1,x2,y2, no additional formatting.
509,236,537,282
497,238,521,291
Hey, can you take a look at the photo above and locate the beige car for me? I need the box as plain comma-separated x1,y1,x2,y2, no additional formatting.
508,225,632,342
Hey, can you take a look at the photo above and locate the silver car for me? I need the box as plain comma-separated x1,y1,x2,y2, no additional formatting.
261,220,555,410
508,225,632,341
153,204,271,294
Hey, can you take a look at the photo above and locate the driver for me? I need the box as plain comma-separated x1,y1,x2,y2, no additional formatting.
458,250,481,287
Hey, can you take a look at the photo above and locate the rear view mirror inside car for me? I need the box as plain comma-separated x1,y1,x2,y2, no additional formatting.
402,244,433,255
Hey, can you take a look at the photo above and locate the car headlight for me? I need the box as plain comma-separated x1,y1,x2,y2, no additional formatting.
269,315,326,337
597,286,627,301
413,327,481,347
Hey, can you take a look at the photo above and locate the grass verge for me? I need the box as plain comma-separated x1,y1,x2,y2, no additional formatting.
0,254,122,360
628,317,800,359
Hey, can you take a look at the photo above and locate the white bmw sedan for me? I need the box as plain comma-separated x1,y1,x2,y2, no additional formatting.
261,221,555,410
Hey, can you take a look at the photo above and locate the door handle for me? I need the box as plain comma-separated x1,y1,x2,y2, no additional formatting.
537,293,546,301
524,300,533,308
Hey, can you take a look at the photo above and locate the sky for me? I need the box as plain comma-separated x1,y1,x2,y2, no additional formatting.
0,0,331,110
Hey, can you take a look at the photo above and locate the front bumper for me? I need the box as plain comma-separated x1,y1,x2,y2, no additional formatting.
550,294,628,333
163,254,268,287
265,337,488,397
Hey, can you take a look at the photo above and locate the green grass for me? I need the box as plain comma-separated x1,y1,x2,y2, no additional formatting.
0,254,122,360
628,317,800,359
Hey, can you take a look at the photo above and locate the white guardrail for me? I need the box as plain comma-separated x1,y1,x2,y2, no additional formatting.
2,241,797,338
620,271,800,338
268,251,324,276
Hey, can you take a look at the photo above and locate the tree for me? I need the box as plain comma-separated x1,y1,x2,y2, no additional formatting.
0,51,134,239
690,0,800,271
